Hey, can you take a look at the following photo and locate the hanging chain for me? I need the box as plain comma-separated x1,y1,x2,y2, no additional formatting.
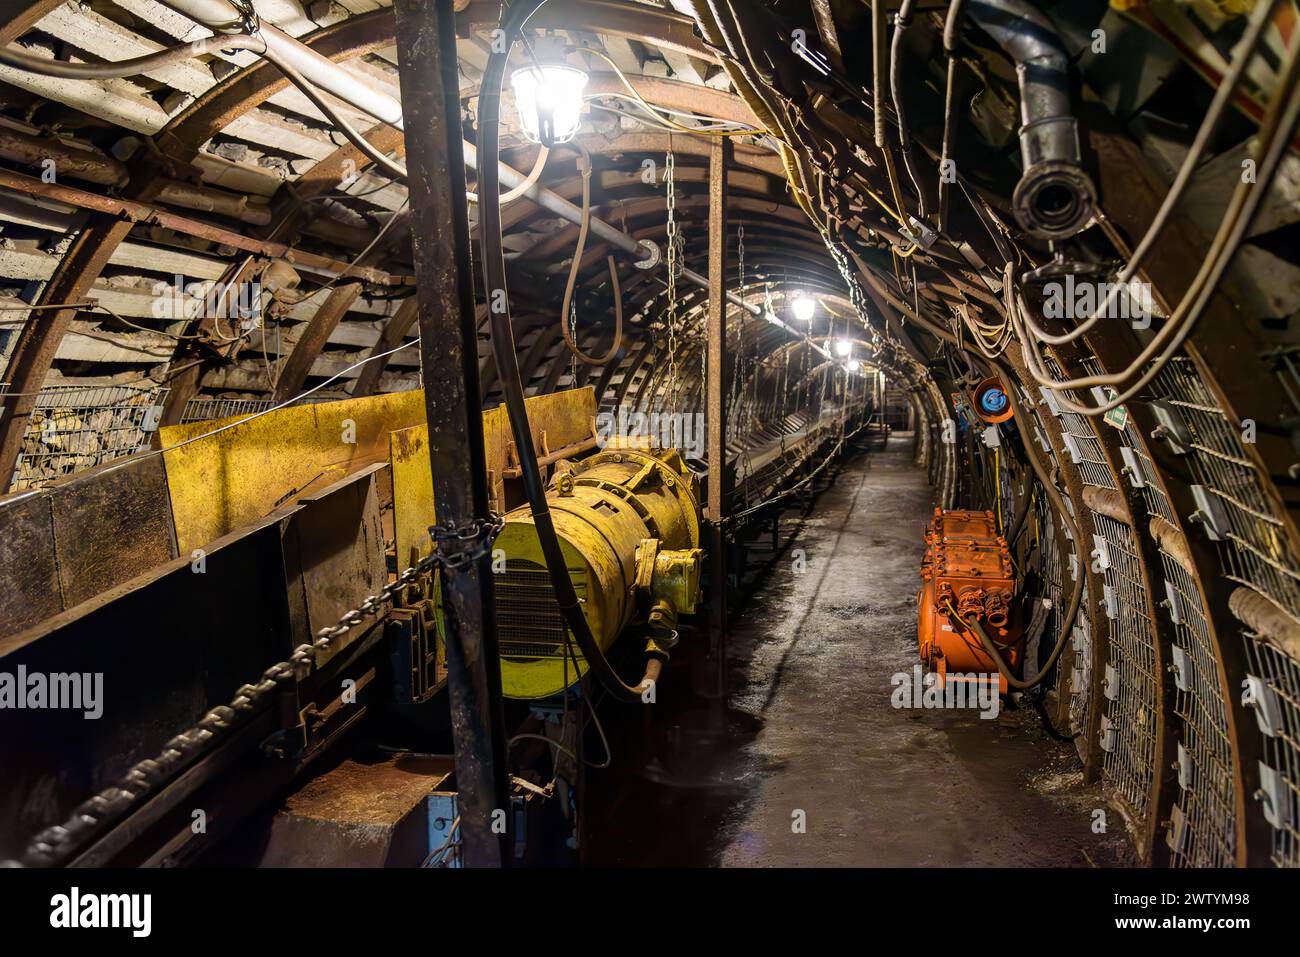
664,149,679,412
16,514,503,867
569,294,578,387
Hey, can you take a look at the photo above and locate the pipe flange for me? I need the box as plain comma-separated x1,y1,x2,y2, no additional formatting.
1013,161,1097,241
632,239,661,270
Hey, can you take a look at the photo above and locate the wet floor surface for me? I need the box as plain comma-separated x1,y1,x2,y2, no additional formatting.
585,436,1134,867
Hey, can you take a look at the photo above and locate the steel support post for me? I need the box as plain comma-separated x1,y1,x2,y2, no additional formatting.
393,0,511,867
707,138,731,694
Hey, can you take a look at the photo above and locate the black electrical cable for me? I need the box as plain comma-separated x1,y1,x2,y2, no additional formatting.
889,0,928,219
477,0,655,704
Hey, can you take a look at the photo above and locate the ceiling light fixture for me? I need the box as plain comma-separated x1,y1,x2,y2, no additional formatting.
511,61,588,146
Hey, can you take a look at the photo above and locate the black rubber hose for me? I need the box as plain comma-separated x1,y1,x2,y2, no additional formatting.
478,0,654,703
937,0,966,233
889,0,928,219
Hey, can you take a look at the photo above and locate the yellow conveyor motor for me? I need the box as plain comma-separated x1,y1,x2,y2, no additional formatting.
493,444,703,699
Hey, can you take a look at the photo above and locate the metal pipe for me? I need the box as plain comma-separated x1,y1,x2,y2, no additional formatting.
966,0,1096,239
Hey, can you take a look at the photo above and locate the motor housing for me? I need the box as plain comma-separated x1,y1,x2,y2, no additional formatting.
494,444,703,699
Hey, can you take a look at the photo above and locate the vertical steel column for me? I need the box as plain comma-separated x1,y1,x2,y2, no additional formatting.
393,0,511,868
707,138,731,691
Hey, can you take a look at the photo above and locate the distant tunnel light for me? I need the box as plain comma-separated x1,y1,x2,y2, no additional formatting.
790,292,816,322
835,338,852,357
511,63,588,145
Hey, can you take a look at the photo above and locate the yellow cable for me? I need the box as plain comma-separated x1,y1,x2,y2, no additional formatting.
583,48,765,138
994,447,1002,533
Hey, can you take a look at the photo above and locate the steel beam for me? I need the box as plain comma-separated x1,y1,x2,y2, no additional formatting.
707,137,731,691
351,295,422,397
392,0,511,868
0,213,135,491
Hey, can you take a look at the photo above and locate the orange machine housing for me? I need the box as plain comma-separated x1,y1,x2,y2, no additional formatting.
917,508,1022,693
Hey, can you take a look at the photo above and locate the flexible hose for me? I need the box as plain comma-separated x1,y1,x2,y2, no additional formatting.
889,0,928,219
1015,25,1300,414
264,50,410,182
478,0,656,704
0,33,266,79
937,0,966,234
557,146,623,365
467,145,550,205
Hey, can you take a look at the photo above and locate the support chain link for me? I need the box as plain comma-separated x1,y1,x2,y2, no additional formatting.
664,149,679,412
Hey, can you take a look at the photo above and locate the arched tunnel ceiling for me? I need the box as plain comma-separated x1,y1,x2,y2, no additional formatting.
0,3,1294,576
0,0,885,440
0,0,1299,872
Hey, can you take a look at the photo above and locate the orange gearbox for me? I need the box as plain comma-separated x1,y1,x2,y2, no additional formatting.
917,508,1022,693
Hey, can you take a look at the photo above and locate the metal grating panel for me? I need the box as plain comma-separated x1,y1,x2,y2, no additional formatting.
178,394,337,424
1034,491,1066,667
1242,633,1300,867
495,560,572,660
6,384,168,492
1095,513,1159,836
1155,358,1300,625
180,397,274,423
1044,355,1117,489
1161,553,1237,867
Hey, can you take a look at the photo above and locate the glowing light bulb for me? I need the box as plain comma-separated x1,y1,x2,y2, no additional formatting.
835,338,852,357
790,292,816,322
847,358,861,373
511,63,588,145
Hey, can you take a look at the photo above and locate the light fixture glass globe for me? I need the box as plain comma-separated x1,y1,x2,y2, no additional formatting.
835,338,852,357
847,358,861,373
790,292,816,322
511,63,588,145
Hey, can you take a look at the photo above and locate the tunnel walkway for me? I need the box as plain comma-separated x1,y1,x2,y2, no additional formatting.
717,436,1135,866
587,435,1133,867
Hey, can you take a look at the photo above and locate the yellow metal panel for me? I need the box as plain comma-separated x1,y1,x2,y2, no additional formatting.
160,391,425,554
390,423,436,572
390,387,597,568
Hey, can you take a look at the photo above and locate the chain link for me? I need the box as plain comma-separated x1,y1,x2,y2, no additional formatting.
664,149,678,412
16,513,503,867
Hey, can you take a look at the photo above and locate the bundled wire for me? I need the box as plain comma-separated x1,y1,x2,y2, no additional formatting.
1014,0,1297,417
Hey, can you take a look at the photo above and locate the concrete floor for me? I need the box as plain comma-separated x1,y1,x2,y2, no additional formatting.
587,436,1133,867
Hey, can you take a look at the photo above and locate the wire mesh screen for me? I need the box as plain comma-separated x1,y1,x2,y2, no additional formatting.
1242,631,1300,867
1018,387,1092,738
1032,492,1071,714
7,384,168,493
1119,417,1175,522
179,394,339,424
1094,512,1159,840
1161,553,1237,867
1155,358,1300,625
1043,354,1117,490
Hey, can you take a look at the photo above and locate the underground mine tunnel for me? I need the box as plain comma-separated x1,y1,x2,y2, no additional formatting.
0,0,1297,901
